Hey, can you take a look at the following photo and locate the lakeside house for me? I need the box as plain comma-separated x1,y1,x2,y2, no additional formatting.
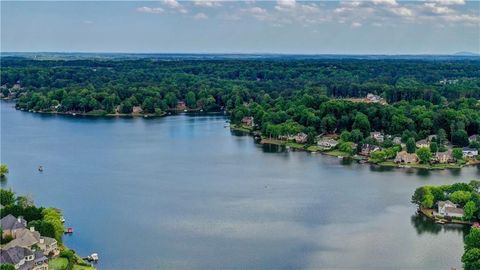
176,101,186,110
394,151,419,164
132,106,143,114
360,144,380,156
4,227,58,256
469,134,478,143
1,214,27,238
366,93,384,103
416,139,429,148
370,132,384,143
437,200,464,218
294,133,308,144
434,151,453,164
0,246,48,270
462,147,479,159
317,138,338,149
241,116,254,127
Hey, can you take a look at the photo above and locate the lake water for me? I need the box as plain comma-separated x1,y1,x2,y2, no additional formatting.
1,101,479,270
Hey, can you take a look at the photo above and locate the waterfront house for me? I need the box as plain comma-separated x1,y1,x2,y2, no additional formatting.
241,116,254,127
360,144,380,156
176,101,186,110
394,151,419,164
4,227,58,256
132,106,143,114
294,133,308,144
469,134,478,143
0,246,48,270
435,151,453,164
1,214,27,238
462,147,479,159
317,138,338,149
416,139,429,148
370,132,384,143
366,93,383,103
437,200,464,218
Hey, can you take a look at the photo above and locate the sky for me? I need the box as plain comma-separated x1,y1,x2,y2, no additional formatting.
1,0,479,54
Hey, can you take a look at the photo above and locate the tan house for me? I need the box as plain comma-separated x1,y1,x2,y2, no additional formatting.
4,227,58,256
416,139,429,148
294,133,308,144
132,106,143,114
241,116,254,127
0,214,27,238
370,132,384,143
394,151,419,164
0,246,48,270
435,151,452,164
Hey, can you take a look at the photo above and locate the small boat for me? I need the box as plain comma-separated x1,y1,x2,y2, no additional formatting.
86,253,99,262
38,166,44,172
64,227,74,234
337,156,343,159
72,113,77,116
184,109,188,112
60,216,65,223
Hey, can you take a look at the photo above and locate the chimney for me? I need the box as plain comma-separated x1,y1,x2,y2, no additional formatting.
30,227,35,232
39,238,44,244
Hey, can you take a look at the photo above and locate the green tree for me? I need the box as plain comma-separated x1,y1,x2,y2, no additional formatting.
465,228,480,250
185,91,196,108
352,112,371,137
429,142,438,153
462,248,480,270
0,264,15,270
452,148,463,161
0,189,15,206
406,138,416,154
350,129,364,143
0,164,8,177
450,190,472,205
437,128,447,145
165,92,177,108
464,201,478,221
141,97,156,113
416,148,432,164
340,131,351,142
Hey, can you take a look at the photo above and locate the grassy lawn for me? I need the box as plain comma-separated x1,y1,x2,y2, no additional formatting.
49,258,68,270
378,161,464,170
229,124,253,133
73,264,96,270
324,150,352,157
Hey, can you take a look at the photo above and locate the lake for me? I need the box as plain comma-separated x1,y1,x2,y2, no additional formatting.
1,101,479,270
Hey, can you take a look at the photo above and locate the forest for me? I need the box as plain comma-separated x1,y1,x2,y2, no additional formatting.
1,57,479,147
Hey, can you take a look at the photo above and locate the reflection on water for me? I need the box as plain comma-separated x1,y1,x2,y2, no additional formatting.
410,212,469,236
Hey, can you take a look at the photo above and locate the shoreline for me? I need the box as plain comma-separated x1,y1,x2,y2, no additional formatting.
419,207,473,225
231,124,479,171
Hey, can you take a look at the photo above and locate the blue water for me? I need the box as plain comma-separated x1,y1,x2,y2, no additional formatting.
1,101,478,270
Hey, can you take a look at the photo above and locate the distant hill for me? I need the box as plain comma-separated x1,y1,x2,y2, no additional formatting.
454,51,480,56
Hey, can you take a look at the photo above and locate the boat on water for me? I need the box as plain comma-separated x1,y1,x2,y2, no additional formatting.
64,227,74,234
84,253,99,262
38,166,43,172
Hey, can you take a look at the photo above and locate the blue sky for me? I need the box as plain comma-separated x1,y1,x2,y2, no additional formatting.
1,0,479,54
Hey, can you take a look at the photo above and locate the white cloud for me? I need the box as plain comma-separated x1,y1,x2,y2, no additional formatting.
193,12,208,20
351,22,362,27
372,0,398,6
193,0,222,7
388,6,413,17
162,0,188,14
136,6,164,14
275,0,296,11
82,20,94,24
249,7,268,16
429,0,465,5
424,3,455,14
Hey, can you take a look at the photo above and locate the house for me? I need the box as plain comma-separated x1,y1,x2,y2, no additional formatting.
1,214,27,238
437,200,464,218
317,138,338,149
393,137,402,145
462,147,479,158
394,151,419,164
427,135,437,143
366,93,382,103
4,227,58,256
294,133,308,144
176,101,186,110
360,144,380,156
0,246,48,270
132,106,143,114
416,139,429,148
469,134,478,143
370,132,384,143
435,151,453,164
241,116,254,127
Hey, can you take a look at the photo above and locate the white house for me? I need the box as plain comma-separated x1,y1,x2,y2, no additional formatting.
370,132,384,143
463,147,479,158
317,138,338,149
437,200,464,218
